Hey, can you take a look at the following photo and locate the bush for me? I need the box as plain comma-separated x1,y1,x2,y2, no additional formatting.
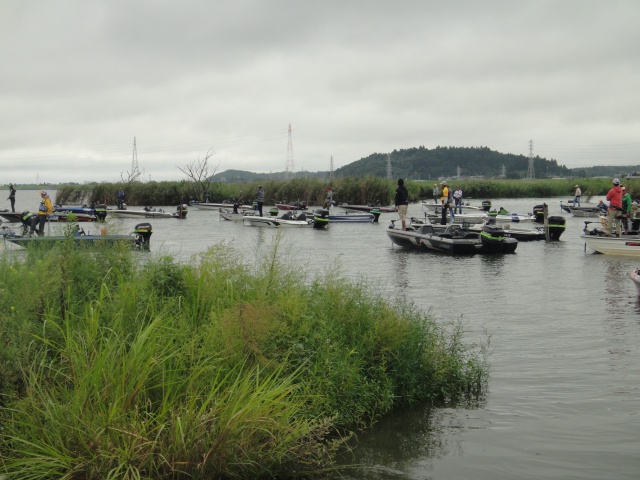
0,241,488,479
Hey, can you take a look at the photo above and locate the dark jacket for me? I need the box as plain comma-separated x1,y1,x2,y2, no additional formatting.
395,185,409,206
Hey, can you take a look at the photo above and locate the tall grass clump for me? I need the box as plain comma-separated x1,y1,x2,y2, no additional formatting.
0,240,488,479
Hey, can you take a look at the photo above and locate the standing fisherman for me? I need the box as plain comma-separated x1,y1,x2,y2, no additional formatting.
7,183,16,212
605,178,623,237
324,186,334,210
440,181,450,225
573,185,582,207
394,179,409,230
30,190,53,236
255,185,265,217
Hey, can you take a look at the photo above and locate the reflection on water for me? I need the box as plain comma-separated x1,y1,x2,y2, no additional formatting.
341,408,463,480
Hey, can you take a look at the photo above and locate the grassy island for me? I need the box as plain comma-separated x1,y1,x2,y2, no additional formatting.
0,239,488,479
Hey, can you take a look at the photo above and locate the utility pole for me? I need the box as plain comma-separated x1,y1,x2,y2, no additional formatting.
329,155,334,181
386,153,392,179
132,137,139,176
285,124,295,179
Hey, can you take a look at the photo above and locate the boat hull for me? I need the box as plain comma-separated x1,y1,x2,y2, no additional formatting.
340,204,397,213
243,216,313,228
109,206,187,219
387,223,501,255
2,222,153,250
219,210,259,221
581,235,640,256
328,213,375,223
276,202,308,211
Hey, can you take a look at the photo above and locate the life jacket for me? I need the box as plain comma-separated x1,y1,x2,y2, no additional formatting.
20,211,33,224
37,197,52,215
441,186,450,202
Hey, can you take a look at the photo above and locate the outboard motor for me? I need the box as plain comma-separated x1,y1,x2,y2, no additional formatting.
532,205,545,223
175,204,188,219
94,204,108,221
269,207,279,217
281,211,294,220
480,224,518,253
133,222,153,250
481,200,492,211
313,208,329,229
547,216,566,241
369,208,381,223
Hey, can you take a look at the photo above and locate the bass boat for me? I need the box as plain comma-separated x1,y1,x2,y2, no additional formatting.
243,211,328,229
276,201,308,211
1,222,153,250
53,204,108,221
581,220,640,256
386,218,517,254
109,205,188,219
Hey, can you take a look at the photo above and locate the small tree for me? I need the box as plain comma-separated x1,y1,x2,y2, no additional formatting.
177,148,220,202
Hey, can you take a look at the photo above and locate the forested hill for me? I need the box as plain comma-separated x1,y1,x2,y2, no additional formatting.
335,146,571,179
212,146,639,182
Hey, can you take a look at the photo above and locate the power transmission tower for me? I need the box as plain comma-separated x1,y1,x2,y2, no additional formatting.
122,136,142,182
329,155,334,181
285,124,295,179
527,139,535,179
132,137,140,176
386,153,392,179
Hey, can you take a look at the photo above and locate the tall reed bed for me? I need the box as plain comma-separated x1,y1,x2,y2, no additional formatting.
417,178,639,201
55,177,397,208
0,238,488,479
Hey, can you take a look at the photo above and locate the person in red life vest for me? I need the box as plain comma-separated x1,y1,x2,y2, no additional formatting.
605,178,623,237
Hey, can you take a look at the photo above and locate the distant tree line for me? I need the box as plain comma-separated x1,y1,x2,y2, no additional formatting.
207,146,640,182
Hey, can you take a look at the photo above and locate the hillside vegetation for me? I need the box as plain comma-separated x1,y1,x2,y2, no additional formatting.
206,146,640,182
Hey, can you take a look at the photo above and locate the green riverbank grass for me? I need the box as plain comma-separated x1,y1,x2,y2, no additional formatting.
0,237,488,479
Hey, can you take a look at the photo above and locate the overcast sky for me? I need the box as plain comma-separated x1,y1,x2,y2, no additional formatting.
1,0,639,184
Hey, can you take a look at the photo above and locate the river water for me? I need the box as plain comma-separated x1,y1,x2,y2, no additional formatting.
3,193,639,479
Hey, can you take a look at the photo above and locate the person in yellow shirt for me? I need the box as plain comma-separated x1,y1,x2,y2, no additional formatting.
440,181,450,225
30,189,53,235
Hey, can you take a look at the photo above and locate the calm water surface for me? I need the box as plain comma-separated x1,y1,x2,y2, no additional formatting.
4,193,639,479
